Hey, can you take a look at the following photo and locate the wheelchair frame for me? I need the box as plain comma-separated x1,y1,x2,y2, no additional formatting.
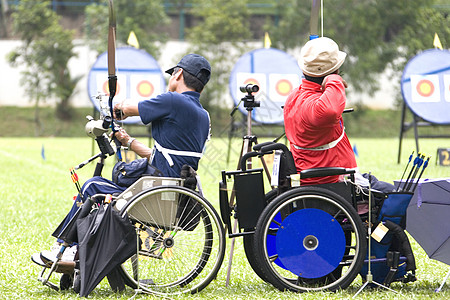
219,141,417,293
219,142,368,292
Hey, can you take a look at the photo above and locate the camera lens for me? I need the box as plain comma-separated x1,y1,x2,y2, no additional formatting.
240,84,259,93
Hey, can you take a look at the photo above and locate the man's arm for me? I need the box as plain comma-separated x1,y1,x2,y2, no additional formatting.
309,74,347,126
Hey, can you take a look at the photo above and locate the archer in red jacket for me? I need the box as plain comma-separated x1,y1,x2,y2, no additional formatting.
284,37,393,191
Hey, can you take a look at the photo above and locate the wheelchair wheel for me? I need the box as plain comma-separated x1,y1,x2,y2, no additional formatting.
119,186,226,296
252,186,366,292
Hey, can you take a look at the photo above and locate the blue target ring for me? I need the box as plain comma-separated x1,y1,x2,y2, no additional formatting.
276,208,345,278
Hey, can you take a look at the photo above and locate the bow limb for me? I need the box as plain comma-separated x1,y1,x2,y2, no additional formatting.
107,0,122,160
108,0,117,110
309,0,320,40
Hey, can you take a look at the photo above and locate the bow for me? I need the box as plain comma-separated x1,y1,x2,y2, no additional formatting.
309,0,321,40
107,0,122,160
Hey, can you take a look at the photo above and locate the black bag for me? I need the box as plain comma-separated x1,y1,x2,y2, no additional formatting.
177,165,202,231
112,158,163,187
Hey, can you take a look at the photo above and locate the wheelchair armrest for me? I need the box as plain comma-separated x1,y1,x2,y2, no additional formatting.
259,143,290,154
253,141,274,151
300,167,355,179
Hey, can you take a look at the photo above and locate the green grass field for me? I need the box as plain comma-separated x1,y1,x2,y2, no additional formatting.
1,136,450,299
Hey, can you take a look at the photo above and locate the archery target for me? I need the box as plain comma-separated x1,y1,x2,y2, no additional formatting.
411,75,440,102
88,47,166,124
230,48,301,124
269,73,300,100
401,49,450,124
235,72,266,98
96,74,127,98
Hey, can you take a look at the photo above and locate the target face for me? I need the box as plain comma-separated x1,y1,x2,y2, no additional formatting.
102,81,120,96
269,73,298,101
88,47,165,124
243,78,262,95
236,73,266,98
230,48,301,124
130,74,161,100
275,79,293,96
411,75,440,103
137,80,153,97
416,79,434,97
98,74,126,97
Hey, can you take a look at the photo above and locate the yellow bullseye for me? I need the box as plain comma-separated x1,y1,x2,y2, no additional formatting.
416,79,434,97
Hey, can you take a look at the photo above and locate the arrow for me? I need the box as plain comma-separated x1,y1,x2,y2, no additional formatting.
398,151,414,191
405,154,425,192
411,156,430,194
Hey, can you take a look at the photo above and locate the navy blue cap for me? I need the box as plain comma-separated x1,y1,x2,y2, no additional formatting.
165,54,211,86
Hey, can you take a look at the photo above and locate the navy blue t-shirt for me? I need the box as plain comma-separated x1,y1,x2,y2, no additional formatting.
138,91,210,177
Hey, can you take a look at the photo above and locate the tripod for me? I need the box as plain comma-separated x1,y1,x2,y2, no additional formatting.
353,179,398,297
225,85,272,286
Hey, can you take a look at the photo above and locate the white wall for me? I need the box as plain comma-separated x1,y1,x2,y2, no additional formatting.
0,39,397,109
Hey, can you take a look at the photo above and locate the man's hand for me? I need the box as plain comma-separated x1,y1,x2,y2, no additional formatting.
113,127,131,145
113,100,140,120
321,74,348,91
113,102,126,120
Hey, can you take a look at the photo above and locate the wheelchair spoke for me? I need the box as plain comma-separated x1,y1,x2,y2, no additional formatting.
333,209,343,219
269,254,278,263
267,228,279,236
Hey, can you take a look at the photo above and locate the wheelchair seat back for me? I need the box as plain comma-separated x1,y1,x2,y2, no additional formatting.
117,176,184,229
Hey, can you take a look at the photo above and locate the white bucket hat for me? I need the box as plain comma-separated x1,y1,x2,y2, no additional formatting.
300,37,347,77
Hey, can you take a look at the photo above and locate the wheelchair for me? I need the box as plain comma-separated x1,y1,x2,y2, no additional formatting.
219,141,416,292
114,175,226,296
36,114,226,297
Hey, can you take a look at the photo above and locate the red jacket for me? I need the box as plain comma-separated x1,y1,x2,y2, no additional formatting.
283,75,357,185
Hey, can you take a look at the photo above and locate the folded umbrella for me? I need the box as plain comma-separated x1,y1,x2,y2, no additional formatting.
77,202,137,297
52,198,94,245
406,178,450,266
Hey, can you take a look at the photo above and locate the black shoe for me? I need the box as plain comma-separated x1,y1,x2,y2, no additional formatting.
40,254,75,274
60,273,74,290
